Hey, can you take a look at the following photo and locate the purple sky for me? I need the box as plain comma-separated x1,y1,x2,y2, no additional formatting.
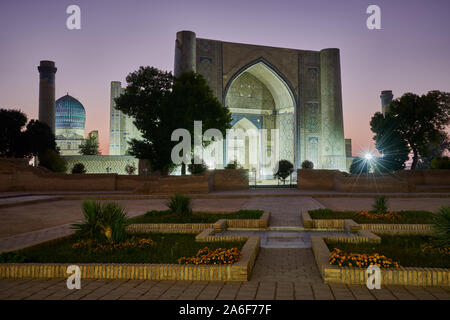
1,0,449,156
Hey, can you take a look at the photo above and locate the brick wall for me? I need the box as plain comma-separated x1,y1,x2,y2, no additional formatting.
0,159,249,193
297,169,450,192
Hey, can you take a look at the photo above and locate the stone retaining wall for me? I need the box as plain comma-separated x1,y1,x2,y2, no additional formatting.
0,236,260,282
312,232,450,286
126,211,270,234
297,169,450,192
302,210,432,234
0,158,249,193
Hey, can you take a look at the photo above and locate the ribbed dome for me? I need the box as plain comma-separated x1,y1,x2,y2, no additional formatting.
55,94,85,129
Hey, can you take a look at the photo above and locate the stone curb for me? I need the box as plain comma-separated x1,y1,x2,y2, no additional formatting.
311,231,450,286
126,211,270,234
302,210,433,234
0,236,260,282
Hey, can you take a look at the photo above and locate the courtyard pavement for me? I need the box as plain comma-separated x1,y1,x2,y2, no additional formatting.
0,193,450,300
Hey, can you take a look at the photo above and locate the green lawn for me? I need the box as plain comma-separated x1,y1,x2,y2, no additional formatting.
309,208,433,224
326,234,450,268
0,233,246,264
129,209,264,224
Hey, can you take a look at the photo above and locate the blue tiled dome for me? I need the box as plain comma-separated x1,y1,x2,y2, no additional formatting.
55,94,85,129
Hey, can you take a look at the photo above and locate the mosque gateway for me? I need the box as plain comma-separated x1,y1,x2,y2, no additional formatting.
174,31,348,178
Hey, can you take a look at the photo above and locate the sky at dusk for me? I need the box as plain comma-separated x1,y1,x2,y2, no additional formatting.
1,0,449,156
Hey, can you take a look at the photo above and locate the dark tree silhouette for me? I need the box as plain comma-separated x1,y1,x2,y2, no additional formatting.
115,67,232,175
79,135,99,155
0,109,28,157
388,91,450,170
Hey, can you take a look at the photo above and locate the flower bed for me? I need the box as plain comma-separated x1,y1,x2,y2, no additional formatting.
129,209,264,224
0,233,245,264
178,247,241,265
311,232,450,286
309,209,432,224
329,248,400,268
325,235,450,268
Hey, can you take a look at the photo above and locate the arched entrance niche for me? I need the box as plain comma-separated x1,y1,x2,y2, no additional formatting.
224,60,296,179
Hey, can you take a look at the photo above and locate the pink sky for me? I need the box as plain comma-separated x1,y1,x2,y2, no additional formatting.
1,0,449,156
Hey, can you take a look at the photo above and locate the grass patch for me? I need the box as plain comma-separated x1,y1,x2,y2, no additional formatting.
309,208,433,224
0,233,245,264
130,209,264,224
326,234,450,268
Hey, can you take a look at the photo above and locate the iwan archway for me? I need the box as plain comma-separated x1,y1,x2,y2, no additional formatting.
224,60,296,179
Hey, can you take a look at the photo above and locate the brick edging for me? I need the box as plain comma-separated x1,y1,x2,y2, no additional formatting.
302,210,432,234
311,231,450,286
126,223,213,234
0,236,260,281
127,211,270,234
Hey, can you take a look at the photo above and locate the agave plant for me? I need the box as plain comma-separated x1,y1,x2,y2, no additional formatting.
166,194,192,217
431,206,450,247
372,195,388,214
71,200,129,242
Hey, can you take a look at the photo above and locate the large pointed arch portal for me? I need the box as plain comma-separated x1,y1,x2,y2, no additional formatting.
224,60,296,179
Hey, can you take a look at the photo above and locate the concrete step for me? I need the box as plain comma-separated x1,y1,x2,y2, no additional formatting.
267,226,305,231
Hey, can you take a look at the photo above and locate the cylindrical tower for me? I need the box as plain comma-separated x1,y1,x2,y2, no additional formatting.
320,48,346,170
38,60,57,133
174,30,196,77
380,90,393,115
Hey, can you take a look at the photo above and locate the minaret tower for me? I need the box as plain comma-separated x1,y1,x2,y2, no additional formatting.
38,60,57,133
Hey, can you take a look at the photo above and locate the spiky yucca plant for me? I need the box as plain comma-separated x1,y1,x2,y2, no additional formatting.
372,195,388,214
166,194,192,217
432,206,450,247
71,200,129,242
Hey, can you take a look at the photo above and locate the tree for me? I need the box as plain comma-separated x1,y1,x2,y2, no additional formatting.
417,131,450,169
370,112,409,172
71,163,86,174
1,109,58,160
114,67,232,175
114,67,175,175
79,135,99,155
301,160,314,169
39,150,67,173
274,160,294,183
0,109,28,157
188,160,208,175
388,91,450,170
23,120,57,158
349,157,370,174
124,163,136,175
169,72,232,174
430,157,450,169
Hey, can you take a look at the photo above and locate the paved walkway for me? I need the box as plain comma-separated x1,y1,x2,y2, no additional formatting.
241,196,323,226
0,198,247,253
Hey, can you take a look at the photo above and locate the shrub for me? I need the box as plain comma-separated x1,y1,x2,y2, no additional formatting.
71,200,129,243
225,160,242,170
274,160,294,182
71,162,86,174
431,206,450,247
166,194,192,216
430,157,450,169
372,195,388,214
39,149,67,173
0,251,26,263
188,160,208,175
125,163,136,175
349,157,369,174
301,160,314,169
